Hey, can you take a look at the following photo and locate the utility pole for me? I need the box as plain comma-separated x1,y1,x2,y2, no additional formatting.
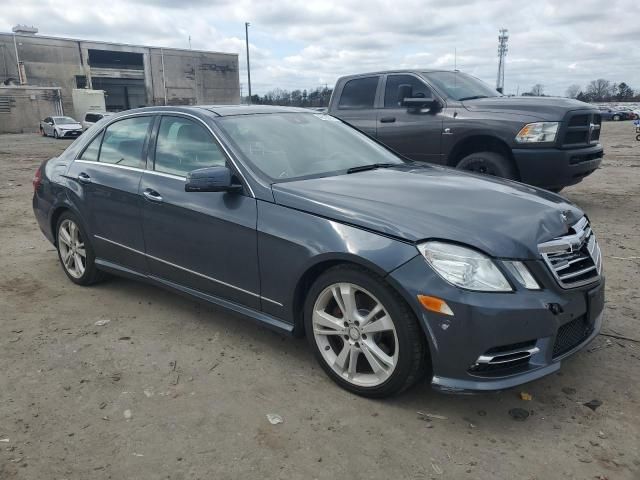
496,28,508,94
245,22,252,104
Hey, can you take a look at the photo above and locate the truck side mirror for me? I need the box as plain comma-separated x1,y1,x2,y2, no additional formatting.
397,84,413,105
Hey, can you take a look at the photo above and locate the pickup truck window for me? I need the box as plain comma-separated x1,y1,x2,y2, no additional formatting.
384,75,432,108
338,77,379,109
422,71,500,101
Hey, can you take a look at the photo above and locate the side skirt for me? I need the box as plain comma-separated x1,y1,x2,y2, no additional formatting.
95,258,294,335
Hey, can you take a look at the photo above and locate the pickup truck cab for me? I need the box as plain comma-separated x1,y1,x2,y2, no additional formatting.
328,70,604,191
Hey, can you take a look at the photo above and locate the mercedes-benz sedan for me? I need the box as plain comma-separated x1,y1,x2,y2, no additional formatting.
32,106,604,397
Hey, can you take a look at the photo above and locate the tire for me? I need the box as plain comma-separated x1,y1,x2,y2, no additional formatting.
636,134,640,142
55,212,105,286
455,151,517,180
304,264,427,398
53,129,59,139
612,115,621,121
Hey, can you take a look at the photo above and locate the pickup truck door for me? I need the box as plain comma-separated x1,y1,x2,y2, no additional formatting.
330,76,380,137
376,74,444,164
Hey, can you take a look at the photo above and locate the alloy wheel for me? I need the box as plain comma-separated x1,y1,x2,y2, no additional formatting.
312,282,399,387
58,219,86,279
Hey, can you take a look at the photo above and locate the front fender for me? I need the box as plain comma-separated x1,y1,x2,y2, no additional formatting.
256,200,419,326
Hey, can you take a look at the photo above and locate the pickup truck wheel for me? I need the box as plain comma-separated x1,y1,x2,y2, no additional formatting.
456,151,517,180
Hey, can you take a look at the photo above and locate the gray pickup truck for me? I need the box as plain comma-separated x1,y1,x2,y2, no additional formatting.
328,70,604,191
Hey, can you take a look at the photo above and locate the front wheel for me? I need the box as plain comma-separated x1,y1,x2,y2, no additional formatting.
304,265,427,398
53,129,59,139
612,115,621,121
455,151,517,180
56,212,105,285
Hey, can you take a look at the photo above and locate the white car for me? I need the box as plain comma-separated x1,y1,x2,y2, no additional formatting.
40,116,83,139
81,111,113,131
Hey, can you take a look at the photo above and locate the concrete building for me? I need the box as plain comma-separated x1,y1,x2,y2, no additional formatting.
0,28,240,133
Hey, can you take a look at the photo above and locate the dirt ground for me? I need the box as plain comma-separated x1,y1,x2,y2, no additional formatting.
1,122,639,480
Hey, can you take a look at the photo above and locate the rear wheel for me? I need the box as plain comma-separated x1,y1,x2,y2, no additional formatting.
455,151,517,180
612,114,621,121
56,212,105,285
304,265,427,398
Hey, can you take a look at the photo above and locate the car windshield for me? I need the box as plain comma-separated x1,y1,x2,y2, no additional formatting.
422,72,501,101
54,117,78,125
216,113,406,181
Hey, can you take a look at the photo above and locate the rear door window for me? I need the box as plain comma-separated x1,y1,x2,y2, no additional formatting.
154,116,226,177
99,116,152,168
79,131,104,162
338,77,379,109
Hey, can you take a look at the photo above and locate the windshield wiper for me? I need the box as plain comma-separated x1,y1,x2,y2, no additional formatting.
458,95,490,101
346,163,395,174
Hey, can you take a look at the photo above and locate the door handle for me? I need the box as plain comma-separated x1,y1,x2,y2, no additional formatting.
77,172,92,184
379,116,396,123
143,189,163,203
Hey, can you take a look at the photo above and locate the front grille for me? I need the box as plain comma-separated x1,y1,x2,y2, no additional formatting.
539,217,602,289
560,111,601,148
553,315,593,358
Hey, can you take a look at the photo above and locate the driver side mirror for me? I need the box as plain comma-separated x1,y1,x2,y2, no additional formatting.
397,84,437,110
185,166,242,193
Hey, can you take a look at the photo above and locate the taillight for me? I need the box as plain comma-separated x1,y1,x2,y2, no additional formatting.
33,166,42,191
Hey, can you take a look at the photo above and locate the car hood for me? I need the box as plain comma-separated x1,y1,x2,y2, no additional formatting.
59,123,82,130
462,96,595,121
271,166,583,259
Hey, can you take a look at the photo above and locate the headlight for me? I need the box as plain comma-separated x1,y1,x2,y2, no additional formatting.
515,122,559,143
417,241,512,292
502,261,540,290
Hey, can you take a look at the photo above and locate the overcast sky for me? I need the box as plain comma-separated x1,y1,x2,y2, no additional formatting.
2,0,638,96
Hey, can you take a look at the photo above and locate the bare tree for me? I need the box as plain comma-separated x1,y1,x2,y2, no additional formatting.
586,79,611,102
530,84,545,96
565,84,581,99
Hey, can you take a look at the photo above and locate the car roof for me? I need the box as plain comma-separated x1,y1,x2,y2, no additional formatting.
337,69,455,80
106,105,313,118
198,105,312,116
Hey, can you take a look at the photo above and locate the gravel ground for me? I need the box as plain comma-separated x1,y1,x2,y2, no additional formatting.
1,122,639,479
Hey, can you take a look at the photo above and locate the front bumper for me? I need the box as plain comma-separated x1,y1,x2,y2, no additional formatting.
60,129,82,138
513,144,603,189
388,255,605,393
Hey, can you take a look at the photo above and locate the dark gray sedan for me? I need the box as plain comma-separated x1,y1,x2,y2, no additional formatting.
32,105,604,397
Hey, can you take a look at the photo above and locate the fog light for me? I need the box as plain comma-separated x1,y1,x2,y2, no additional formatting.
418,295,454,316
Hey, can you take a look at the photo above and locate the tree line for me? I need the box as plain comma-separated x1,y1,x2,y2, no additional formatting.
524,80,638,102
243,86,333,107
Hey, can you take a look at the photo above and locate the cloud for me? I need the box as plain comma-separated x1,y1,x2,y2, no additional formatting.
1,0,638,95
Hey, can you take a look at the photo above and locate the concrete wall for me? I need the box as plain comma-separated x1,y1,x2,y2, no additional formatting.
0,33,240,119
0,86,62,134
